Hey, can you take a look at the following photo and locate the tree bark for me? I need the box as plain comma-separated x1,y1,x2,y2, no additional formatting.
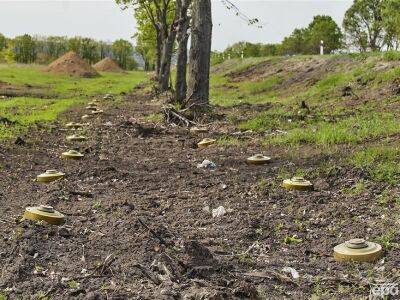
174,0,191,104
187,0,212,107
155,29,162,77
159,27,177,91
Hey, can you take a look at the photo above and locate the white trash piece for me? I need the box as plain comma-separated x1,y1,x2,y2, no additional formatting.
197,159,217,169
282,267,299,279
212,206,226,218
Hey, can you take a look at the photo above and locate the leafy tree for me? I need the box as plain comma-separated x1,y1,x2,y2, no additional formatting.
260,44,279,56
35,36,68,63
134,5,159,70
112,39,134,69
0,34,6,52
68,37,82,54
305,15,343,54
99,41,113,60
343,0,385,51
381,0,400,49
280,28,307,55
81,38,100,64
13,34,36,63
116,0,177,90
0,38,14,64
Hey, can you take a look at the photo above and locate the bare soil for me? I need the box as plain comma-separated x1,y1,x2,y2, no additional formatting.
0,81,55,98
0,89,399,299
93,58,124,73
45,51,99,78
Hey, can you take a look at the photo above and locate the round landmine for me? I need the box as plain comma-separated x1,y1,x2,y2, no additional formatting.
246,154,271,165
61,150,84,160
37,170,65,183
81,114,93,120
282,176,313,191
24,205,65,225
86,105,98,111
91,109,104,115
66,134,87,142
190,127,208,134
66,122,84,129
197,138,216,148
334,238,382,262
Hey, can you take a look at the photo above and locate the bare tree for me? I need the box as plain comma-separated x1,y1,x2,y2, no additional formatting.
187,0,212,107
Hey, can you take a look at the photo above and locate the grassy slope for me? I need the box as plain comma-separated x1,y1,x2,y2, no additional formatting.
210,53,400,184
0,64,146,139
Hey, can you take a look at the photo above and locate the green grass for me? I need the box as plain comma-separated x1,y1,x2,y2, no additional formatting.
210,73,279,106
0,97,84,139
350,145,400,184
268,113,399,146
238,106,297,132
0,64,146,140
212,57,272,75
0,64,145,98
383,50,400,61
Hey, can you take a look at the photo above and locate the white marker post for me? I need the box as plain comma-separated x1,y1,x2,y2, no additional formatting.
320,40,324,55
241,51,244,60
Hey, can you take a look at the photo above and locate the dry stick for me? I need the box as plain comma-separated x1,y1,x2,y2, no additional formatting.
70,253,116,282
132,263,161,285
240,270,299,286
163,106,196,127
137,217,172,246
69,190,94,198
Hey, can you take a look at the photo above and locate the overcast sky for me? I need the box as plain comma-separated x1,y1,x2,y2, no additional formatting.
0,0,353,51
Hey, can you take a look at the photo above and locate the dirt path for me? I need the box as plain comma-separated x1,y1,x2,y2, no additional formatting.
0,89,399,299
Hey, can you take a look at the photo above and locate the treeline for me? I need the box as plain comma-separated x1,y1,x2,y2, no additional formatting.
0,34,137,70
213,0,400,62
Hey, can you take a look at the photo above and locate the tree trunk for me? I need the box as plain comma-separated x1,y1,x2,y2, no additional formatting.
187,0,212,107
155,29,162,77
174,0,191,104
159,28,177,91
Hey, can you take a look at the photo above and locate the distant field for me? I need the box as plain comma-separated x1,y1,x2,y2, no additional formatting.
0,64,146,139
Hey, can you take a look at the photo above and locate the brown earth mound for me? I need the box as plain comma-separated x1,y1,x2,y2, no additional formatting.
93,57,124,73
45,51,99,78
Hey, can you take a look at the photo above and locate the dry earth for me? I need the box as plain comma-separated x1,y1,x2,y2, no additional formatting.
0,86,399,299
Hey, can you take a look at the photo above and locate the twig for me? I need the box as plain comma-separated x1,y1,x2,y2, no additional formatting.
163,105,196,127
240,270,299,286
132,263,161,285
137,217,173,246
69,190,94,198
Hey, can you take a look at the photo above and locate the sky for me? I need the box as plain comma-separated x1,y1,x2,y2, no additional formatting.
0,0,353,51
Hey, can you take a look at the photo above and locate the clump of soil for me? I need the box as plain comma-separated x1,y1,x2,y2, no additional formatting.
0,81,53,98
44,51,99,78
93,57,124,73
0,81,11,88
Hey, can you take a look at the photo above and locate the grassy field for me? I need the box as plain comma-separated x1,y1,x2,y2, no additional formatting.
1,55,400,185
0,64,146,139
209,53,400,185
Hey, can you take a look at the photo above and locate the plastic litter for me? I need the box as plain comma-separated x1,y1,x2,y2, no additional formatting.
202,206,211,213
212,206,226,218
282,267,299,279
197,159,217,169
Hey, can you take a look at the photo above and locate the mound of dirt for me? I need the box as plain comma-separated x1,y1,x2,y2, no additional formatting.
45,51,99,78
93,57,124,73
